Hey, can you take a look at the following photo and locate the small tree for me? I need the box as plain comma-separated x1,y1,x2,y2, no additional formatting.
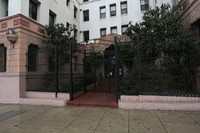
40,23,77,65
126,4,183,39
124,3,200,92
126,4,184,61
85,51,104,73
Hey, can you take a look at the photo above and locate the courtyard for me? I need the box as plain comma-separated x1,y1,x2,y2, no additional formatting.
0,104,200,133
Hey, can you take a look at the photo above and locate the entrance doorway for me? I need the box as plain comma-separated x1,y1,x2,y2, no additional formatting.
68,36,122,107
104,44,116,78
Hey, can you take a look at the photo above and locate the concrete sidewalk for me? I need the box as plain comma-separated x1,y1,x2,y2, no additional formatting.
0,104,200,133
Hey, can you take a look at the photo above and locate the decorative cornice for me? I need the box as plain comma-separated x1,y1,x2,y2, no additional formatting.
181,0,198,16
0,14,45,28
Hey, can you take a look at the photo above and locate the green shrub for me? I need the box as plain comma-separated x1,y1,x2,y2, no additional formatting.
119,64,168,95
119,77,138,95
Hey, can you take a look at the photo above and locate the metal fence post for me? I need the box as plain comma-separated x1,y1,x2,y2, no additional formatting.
108,52,111,92
55,44,58,98
84,50,86,93
69,43,73,101
136,35,142,93
114,36,119,102
94,53,97,92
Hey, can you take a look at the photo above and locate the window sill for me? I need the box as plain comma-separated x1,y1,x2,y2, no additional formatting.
100,18,106,20
110,15,117,17
121,13,128,16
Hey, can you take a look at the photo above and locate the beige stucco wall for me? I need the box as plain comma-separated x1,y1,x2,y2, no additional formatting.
0,14,45,103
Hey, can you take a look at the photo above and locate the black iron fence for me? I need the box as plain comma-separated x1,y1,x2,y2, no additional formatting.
117,34,200,97
26,46,71,97
26,34,200,101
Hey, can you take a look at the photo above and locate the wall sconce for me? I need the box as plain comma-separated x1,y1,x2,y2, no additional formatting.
6,28,18,48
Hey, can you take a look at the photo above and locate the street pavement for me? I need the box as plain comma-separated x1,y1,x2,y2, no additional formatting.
0,104,200,133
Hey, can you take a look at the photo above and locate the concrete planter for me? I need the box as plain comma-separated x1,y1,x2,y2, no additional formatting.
25,91,70,99
19,92,70,106
119,95,200,111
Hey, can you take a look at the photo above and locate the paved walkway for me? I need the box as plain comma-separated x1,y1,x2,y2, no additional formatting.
0,104,200,133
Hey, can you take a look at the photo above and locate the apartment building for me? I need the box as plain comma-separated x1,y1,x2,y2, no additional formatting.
0,0,176,43
78,0,175,42
0,0,80,41
0,0,176,104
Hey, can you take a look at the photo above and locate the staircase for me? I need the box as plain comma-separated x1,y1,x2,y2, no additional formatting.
67,78,118,108
96,78,116,92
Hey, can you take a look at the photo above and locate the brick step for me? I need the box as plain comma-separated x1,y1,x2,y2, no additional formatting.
67,102,118,108
67,92,118,108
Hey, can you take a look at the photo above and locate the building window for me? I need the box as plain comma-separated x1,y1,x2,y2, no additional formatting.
83,0,89,2
74,27,78,40
66,0,70,6
29,0,38,20
121,25,128,34
100,28,106,38
49,10,56,26
121,1,127,14
5,0,8,16
28,44,38,72
74,6,77,18
111,26,117,34
0,44,6,72
83,31,89,42
100,6,106,19
83,10,89,21
140,0,149,11
110,4,116,16
66,22,70,30
74,56,78,72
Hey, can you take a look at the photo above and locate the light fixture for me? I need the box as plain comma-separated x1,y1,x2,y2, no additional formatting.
6,28,18,48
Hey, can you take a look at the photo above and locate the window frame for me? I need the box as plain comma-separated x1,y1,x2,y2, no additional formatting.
110,4,116,16
29,0,38,20
49,10,56,26
74,6,77,18
121,25,128,34
66,22,70,30
100,6,106,19
74,26,78,40
111,26,117,34
83,31,89,42
66,0,70,6
121,1,127,14
100,28,107,38
83,10,89,21
140,0,149,11
5,0,8,16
